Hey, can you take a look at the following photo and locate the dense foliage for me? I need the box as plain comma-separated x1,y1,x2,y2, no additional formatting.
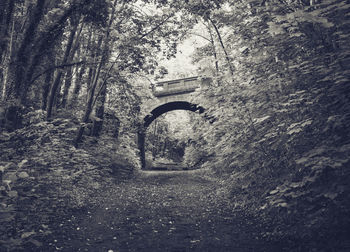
0,0,192,249
185,0,350,249
0,0,349,250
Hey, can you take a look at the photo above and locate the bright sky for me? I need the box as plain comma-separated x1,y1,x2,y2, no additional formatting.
132,1,209,81
159,24,208,80
160,39,197,78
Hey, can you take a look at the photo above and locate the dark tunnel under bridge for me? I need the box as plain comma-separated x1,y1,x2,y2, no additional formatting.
138,101,205,169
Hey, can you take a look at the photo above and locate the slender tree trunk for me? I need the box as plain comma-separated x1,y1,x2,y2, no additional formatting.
74,57,103,146
46,21,78,118
138,127,146,169
74,0,118,146
54,72,65,111
74,34,104,144
90,61,115,137
60,64,73,108
69,26,93,108
91,82,107,137
70,58,86,108
42,67,53,110
208,17,234,76
1,16,15,100
85,34,102,98
0,0,11,92
113,116,120,139
60,22,84,108
208,26,219,76
84,32,100,101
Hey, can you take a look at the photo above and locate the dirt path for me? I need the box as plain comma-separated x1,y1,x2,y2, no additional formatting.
46,170,281,252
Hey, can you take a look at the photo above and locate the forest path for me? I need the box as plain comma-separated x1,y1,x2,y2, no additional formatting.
49,170,281,252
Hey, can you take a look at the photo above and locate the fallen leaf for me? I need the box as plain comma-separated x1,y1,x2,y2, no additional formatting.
18,171,29,179
21,231,36,239
28,238,42,247
324,192,338,200
18,160,28,169
269,189,279,195
8,191,18,198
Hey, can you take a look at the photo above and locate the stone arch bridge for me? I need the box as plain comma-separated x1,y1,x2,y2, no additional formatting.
138,76,212,169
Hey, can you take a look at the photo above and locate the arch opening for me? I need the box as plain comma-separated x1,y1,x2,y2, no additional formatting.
144,101,204,128
138,101,205,169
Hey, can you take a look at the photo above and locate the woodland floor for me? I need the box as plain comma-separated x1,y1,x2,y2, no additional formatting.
39,170,286,252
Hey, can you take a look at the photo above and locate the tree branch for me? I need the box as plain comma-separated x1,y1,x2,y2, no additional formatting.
29,61,84,85
138,14,174,40
207,16,234,76
188,32,212,43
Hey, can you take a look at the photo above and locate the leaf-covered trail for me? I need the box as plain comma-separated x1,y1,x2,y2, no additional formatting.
48,170,281,252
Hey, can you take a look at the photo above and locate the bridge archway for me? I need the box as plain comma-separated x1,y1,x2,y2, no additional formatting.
138,101,205,169
144,101,204,127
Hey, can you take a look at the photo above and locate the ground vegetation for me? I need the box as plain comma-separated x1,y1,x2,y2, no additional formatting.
0,0,349,251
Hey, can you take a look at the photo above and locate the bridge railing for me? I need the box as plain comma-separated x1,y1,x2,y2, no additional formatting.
153,76,201,97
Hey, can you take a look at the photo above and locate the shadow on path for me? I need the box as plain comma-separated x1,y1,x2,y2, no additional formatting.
46,170,283,251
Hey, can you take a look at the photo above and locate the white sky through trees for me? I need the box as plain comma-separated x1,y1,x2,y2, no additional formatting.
158,24,208,80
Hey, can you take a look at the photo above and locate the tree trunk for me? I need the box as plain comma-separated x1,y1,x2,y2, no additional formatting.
69,26,93,108
70,58,86,108
54,72,65,111
1,14,15,100
60,64,73,108
0,0,13,94
208,17,234,76
83,32,101,101
0,0,15,62
208,25,219,76
19,0,89,105
138,127,146,169
46,21,78,118
5,0,46,102
113,116,120,139
74,0,118,146
74,47,104,146
60,22,84,108
42,67,53,110
91,81,107,137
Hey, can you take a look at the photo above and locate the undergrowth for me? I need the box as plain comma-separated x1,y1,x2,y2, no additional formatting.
0,110,137,251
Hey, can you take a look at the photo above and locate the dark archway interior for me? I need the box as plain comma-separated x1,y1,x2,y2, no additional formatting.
144,101,204,128
138,101,205,169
